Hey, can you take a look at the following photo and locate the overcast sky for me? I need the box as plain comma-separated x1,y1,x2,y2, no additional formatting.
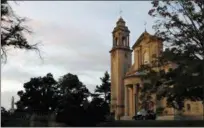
1,1,155,109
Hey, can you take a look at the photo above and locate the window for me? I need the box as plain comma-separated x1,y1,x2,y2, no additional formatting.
187,104,191,111
115,38,118,46
143,51,149,64
122,37,126,46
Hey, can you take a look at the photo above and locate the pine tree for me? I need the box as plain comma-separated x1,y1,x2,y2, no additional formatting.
95,71,111,104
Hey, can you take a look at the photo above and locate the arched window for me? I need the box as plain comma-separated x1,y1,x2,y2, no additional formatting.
187,104,191,111
115,38,118,46
143,51,149,64
122,37,126,46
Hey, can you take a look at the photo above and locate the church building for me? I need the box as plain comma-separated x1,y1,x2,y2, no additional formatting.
110,17,204,120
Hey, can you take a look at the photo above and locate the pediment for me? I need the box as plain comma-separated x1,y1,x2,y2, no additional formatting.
132,31,149,49
132,31,163,50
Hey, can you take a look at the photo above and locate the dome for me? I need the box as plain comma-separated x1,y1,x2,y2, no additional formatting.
116,16,126,26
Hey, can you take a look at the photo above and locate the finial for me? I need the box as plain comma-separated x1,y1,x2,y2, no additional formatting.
119,9,123,18
144,21,147,32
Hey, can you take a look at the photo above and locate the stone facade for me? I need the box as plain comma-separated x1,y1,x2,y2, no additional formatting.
110,17,204,120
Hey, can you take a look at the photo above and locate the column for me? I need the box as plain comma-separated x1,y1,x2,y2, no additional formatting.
127,36,129,47
113,36,115,47
128,87,133,116
124,85,129,116
133,85,136,116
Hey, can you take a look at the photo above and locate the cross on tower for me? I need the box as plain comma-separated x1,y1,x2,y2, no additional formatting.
119,9,123,17
144,21,147,32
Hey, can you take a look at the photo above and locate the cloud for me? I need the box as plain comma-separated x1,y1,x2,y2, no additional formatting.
23,19,111,73
1,19,110,93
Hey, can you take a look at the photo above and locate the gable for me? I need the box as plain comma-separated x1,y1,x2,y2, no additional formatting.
132,31,163,50
132,32,149,49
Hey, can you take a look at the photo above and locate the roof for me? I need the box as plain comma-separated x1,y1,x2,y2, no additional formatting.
116,17,125,24
112,17,130,34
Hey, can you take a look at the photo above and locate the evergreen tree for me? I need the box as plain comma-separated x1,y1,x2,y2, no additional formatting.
95,71,111,104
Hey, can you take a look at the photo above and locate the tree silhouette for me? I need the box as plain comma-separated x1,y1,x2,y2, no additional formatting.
1,0,40,63
16,73,58,113
56,73,90,126
83,71,111,125
13,72,111,126
1,106,10,126
85,94,108,126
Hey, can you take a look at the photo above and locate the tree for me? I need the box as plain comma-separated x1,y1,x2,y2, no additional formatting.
1,0,40,63
94,71,111,118
85,94,108,126
137,65,160,111
1,106,10,126
16,73,58,113
147,0,204,108
95,71,111,104
81,71,111,125
14,72,111,126
56,73,90,126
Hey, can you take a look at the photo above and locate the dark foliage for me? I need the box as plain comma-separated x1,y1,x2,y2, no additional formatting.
1,107,10,126
95,71,111,104
16,73,58,113
56,73,90,126
8,71,111,126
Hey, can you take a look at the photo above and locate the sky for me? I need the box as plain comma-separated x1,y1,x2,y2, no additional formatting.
1,1,156,109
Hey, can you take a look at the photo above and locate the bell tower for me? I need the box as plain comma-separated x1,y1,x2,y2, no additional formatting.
110,17,132,120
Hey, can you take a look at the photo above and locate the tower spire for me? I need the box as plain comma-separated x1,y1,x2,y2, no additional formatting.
10,96,15,113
